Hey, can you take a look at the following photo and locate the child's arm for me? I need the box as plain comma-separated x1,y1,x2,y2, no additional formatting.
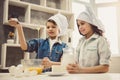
8,18,27,50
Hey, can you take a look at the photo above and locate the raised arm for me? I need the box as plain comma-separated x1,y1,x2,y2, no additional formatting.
8,18,27,50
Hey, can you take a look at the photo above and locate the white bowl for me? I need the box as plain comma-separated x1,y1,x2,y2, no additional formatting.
7,39,14,44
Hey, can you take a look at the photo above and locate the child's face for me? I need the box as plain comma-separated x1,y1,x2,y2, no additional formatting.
46,22,59,39
77,20,93,36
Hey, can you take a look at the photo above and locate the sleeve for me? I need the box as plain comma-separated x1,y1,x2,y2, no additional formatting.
26,39,42,52
61,42,67,48
98,37,111,65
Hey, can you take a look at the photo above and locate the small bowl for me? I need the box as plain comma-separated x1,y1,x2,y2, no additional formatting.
7,39,14,44
21,59,43,74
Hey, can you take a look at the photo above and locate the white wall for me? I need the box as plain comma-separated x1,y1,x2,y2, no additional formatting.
109,57,120,73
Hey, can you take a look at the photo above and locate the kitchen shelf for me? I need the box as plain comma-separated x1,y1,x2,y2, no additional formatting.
3,0,74,43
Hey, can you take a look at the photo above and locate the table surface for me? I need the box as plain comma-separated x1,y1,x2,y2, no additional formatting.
0,73,120,80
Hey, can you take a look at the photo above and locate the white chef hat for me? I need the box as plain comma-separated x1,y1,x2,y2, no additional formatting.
76,6,105,32
48,13,68,36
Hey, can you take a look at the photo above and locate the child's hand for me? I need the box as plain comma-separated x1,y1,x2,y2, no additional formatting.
8,18,20,27
67,63,81,73
42,57,52,69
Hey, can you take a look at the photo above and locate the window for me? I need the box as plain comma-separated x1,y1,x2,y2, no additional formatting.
77,0,90,3
95,0,118,3
97,6,119,54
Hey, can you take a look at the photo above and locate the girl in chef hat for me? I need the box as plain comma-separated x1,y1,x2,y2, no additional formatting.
67,6,111,73
8,13,68,71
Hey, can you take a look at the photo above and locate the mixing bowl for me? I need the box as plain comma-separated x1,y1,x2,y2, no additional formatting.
21,59,43,74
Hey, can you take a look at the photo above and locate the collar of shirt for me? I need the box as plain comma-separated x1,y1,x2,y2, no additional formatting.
83,33,99,41
49,37,62,52
48,37,62,44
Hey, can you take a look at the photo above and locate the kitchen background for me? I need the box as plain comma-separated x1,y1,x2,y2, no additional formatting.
0,0,120,73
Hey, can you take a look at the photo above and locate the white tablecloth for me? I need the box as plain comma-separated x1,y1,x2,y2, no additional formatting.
0,73,120,80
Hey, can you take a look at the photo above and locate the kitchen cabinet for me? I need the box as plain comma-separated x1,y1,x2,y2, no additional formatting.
3,0,74,44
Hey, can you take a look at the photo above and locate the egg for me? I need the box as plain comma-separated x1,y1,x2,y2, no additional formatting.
8,65,16,76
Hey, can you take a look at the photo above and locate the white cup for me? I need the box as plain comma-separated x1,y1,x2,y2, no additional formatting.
52,65,64,72
7,39,14,44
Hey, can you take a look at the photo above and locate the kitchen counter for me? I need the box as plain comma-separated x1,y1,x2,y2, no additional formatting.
0,73,120,80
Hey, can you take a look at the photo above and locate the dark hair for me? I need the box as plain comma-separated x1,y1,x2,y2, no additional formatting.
90,24,103,36
77,21,103,36
46,19,57,25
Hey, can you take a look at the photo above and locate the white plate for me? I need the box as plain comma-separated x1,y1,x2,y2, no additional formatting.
45,72,66,76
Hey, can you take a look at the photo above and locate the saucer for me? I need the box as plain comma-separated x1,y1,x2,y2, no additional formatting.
45,72,66,76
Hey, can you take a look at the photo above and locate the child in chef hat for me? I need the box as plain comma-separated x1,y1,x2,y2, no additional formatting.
67,5,111,73
8,13,68,72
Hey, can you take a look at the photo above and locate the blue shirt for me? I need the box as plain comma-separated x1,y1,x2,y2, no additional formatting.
26,38,67,62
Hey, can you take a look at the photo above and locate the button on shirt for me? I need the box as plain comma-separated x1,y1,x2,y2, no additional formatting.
75,33,111,67
26,38,67,62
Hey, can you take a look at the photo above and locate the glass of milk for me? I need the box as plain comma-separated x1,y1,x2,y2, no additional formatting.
61,47,75,72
